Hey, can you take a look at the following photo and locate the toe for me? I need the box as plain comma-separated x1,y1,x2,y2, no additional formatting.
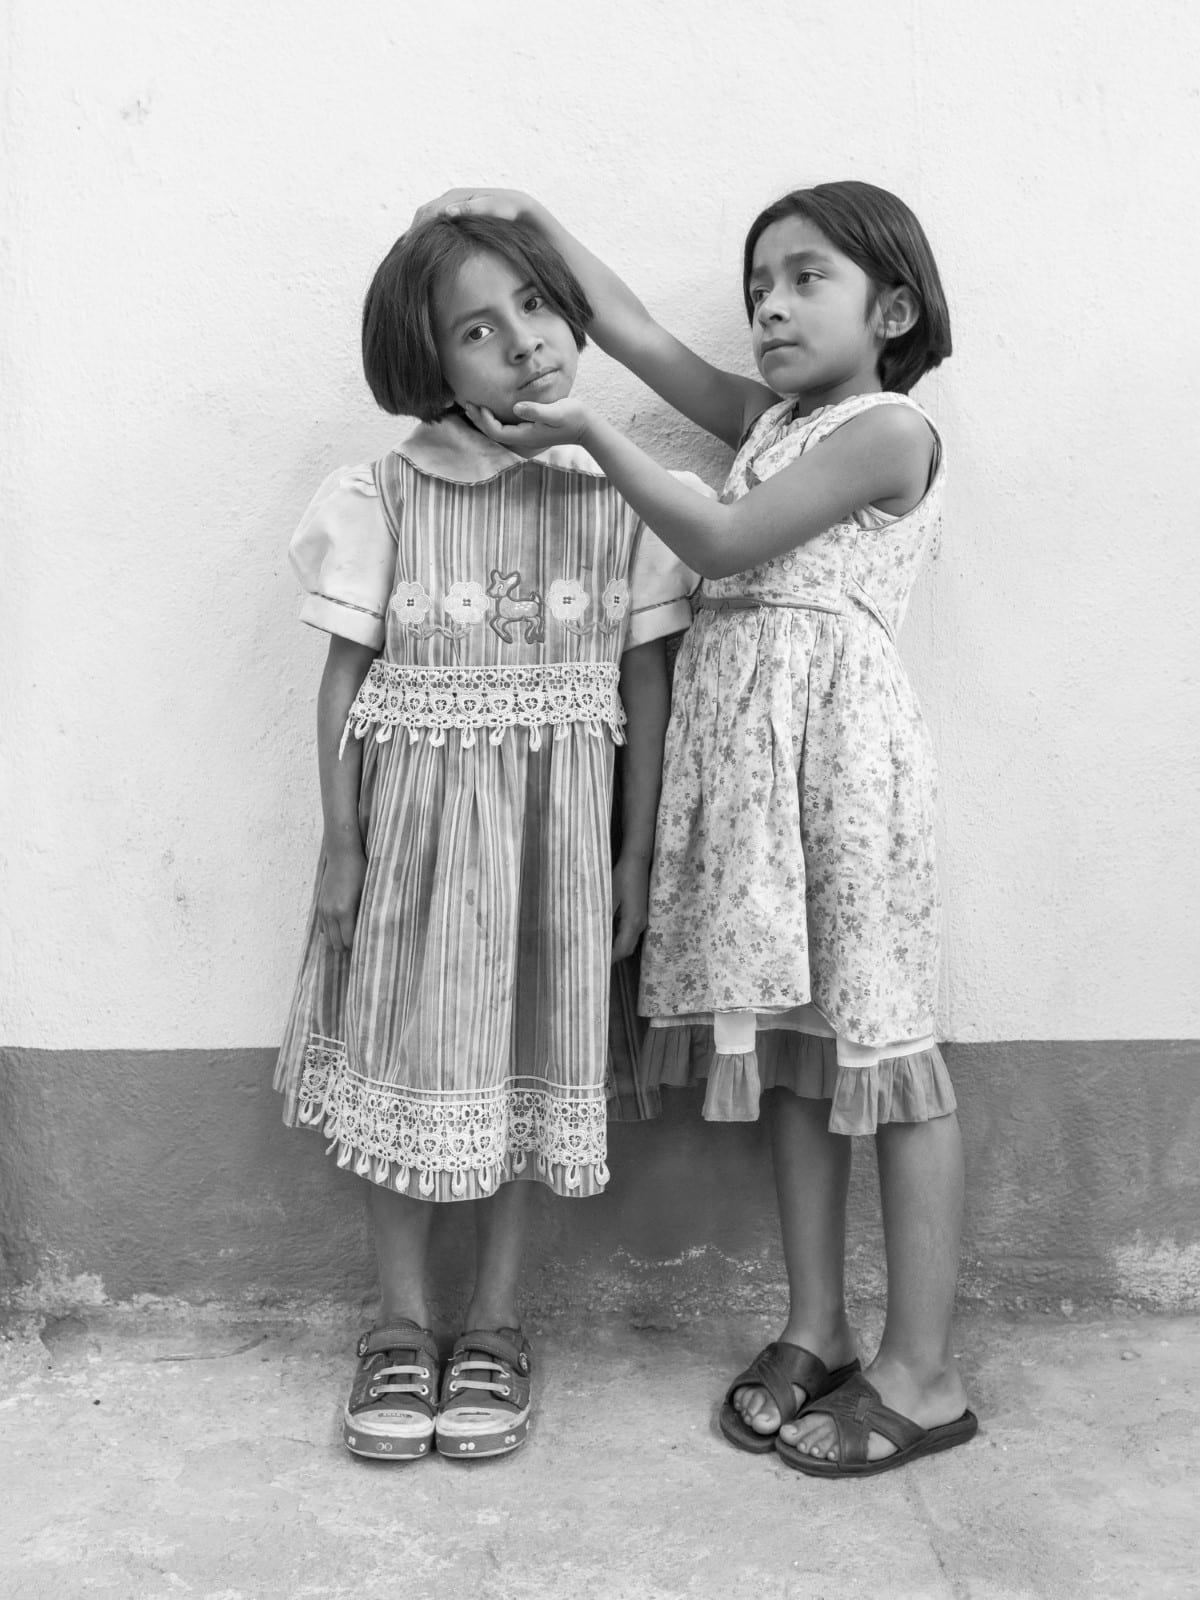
735,1384,781,1434
791,1415,835,1457
748,1394,782,1434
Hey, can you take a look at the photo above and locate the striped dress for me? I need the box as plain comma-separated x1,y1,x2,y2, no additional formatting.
275,416,697,1202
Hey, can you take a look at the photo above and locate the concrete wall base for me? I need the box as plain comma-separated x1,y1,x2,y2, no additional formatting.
2,1042,1197,1317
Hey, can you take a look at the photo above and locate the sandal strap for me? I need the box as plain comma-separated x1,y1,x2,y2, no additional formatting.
802,1373,926,1465
725,1341,832,1427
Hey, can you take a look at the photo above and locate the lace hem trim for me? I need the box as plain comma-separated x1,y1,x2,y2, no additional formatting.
341,659,626,755
296,1040,611,1200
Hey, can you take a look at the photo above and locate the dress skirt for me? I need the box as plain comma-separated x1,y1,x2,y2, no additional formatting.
276,721,615,1202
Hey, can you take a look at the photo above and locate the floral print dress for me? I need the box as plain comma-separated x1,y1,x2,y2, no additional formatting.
639,391,958,1135
275,417,697,1200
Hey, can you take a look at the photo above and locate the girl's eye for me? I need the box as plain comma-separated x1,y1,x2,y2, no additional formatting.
750,286,768,304
796,271,820,286
523,293,545,313
465,324,491,343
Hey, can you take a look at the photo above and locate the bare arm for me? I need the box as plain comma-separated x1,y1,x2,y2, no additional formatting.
315,634,379,951
611,637,670,961
466,397,935,580
415,188,775,451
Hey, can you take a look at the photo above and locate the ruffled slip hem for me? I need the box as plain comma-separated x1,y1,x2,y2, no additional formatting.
642,1025,956,1136
279,1040,610,1202
701,1052,761,1121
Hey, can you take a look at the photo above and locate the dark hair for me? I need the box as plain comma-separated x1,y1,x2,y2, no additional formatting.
362,215,593,422
742,180,951,394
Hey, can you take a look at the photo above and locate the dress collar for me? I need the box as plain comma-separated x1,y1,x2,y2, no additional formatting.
394,412,603,485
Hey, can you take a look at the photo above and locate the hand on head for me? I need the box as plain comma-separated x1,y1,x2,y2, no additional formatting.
411,187,533,231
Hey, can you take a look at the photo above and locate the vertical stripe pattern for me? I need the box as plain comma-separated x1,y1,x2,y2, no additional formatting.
276,451,644,1201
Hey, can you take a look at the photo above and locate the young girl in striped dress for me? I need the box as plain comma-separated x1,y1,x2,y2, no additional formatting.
275,215,697,1462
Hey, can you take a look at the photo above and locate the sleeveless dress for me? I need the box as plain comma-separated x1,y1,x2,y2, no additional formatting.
275,417,698,1200
639,391,957,1135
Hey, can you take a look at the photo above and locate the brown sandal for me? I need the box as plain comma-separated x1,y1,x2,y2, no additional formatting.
775,1373,979,1477
343,1322,439,1460
436,1327,533,1459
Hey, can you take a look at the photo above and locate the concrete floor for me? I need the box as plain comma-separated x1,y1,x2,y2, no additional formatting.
0,1305,1196,1600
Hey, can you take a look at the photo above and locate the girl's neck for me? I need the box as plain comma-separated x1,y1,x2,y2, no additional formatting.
786,372,883,419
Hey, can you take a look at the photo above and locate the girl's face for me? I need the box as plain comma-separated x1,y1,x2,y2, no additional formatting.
747,215,887,406
434,250,579,424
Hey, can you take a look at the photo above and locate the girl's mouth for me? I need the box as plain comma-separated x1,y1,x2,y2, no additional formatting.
520,368,560,389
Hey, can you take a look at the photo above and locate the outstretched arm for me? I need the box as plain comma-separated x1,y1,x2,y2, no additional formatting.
414,188,776,451
465,397,934,579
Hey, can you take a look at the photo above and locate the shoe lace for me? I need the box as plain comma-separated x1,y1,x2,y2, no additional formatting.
446,1355,512,1398
367,1353,431,1399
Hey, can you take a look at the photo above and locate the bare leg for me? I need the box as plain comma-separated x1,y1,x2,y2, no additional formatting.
734,1089,857,1436
464,1178,534,1331
367,1180,437,1330
783,1110,969,1461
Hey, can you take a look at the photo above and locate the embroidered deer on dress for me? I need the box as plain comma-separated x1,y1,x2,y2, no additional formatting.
487,569,545,644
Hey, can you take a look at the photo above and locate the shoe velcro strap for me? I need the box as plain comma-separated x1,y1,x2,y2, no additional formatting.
451,1328,530,1374
358,1323,437,1363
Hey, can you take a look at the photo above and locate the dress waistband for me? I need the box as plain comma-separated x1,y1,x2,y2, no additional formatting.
341,658,625,756
693,582,894,640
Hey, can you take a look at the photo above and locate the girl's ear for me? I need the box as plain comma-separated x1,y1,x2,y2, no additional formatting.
877,286,920,342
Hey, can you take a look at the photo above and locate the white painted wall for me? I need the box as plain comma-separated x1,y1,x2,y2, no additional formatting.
2,0,1197,1049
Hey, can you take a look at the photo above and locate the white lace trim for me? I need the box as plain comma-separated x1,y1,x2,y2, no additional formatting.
341,659,626,755
297,1039,610,1200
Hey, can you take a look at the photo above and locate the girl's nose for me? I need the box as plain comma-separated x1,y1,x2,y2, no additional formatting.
756,294,785,326
510,326,543,361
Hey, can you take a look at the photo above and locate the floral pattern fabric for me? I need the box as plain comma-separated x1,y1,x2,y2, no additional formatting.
640,392,946,1055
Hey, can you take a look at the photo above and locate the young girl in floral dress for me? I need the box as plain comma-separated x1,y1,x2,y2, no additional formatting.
421,180,978,1477
275,214,697,1461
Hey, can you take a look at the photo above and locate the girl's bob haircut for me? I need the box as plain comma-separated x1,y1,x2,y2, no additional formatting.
742,180,952,395
363,215,593,423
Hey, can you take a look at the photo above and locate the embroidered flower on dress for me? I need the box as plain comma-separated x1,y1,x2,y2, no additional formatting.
443,580,490,627
601,579,629,622
390,581,433,622
548,578,591,622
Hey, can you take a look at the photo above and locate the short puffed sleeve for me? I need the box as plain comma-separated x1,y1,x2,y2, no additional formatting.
287,464,397,649
623,471,710,649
